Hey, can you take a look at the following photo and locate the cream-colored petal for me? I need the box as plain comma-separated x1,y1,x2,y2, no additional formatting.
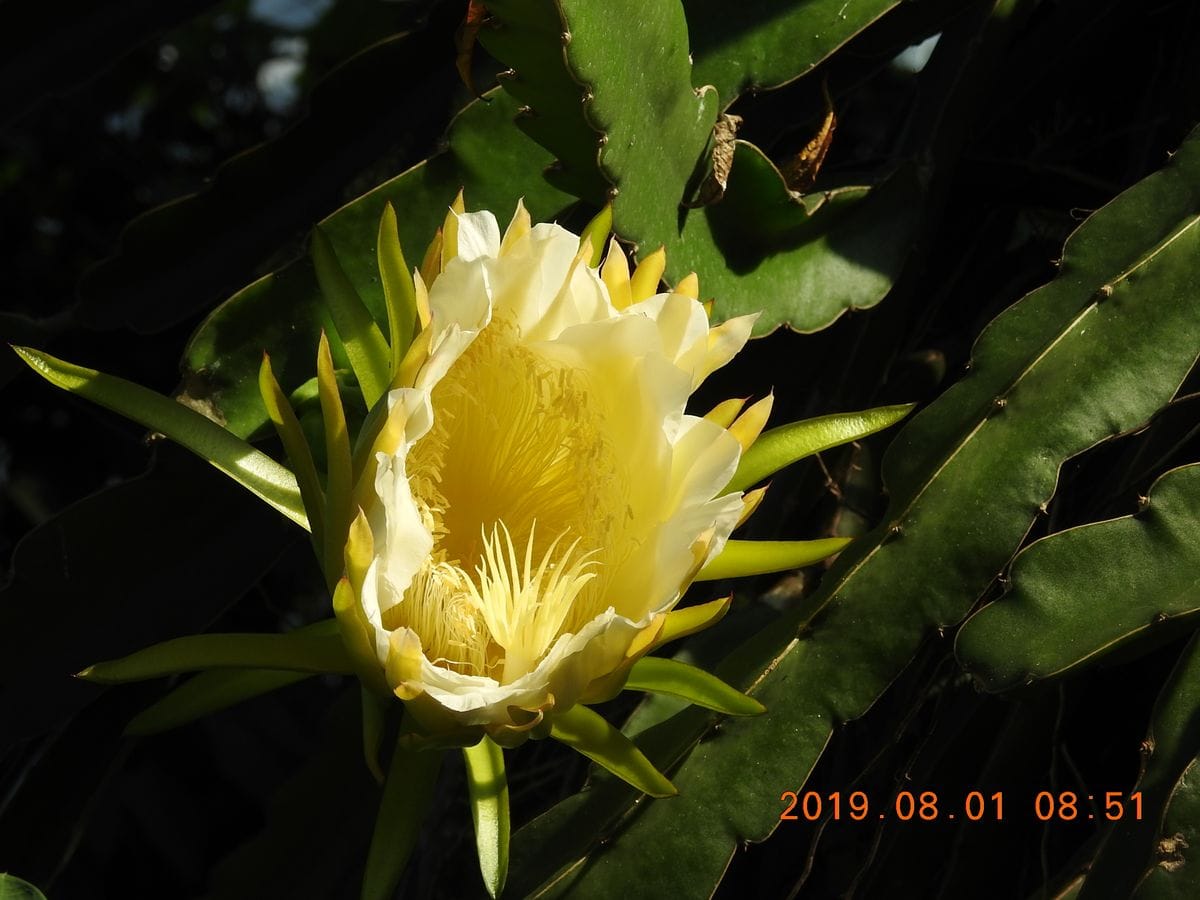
667,415,742,515
626,291,711,380
372,445,433,612
487,223,616,339
522,249,612,344
453,209,501,261
695,312,758,388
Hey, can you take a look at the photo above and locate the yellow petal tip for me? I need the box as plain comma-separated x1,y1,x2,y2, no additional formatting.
629,245,667,303
675,272,699,299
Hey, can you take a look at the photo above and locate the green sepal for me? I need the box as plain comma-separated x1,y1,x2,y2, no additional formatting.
462,736,511,898
625,656,764,716
318,334,355,586
311,226,391,409
550,704,677,798
578,203,613,267
12,345,308,530
648,597,732,652
350,385,391,477
377,202,418,378
125,668,311,735
259,353,325,551
695,537,851,582
78,620,352,683
362,738,443,900
333,576,390,697
361,687,389,784
728,403,915,492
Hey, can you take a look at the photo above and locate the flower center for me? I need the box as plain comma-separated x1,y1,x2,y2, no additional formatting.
387,314,628,682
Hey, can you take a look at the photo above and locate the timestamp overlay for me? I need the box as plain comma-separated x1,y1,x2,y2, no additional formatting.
779,790,1144,823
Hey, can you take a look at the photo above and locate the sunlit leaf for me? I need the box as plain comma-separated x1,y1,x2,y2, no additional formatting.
957,464,1200,690
508,118,1200,899
0,873,48,900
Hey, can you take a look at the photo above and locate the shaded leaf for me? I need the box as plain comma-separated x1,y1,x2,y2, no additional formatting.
1133,753,1200,898
508,119,1200,898
1076,632,1200,899
0,447,297,748
957,464,1200,691
208,690,378,900
0,0,220,124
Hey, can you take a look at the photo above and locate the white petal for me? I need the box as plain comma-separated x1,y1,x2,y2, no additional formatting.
626,291,710,378
454,210,501,261
696,312,758,387
667,415,741,515
373,446,433,612
420,258,492,393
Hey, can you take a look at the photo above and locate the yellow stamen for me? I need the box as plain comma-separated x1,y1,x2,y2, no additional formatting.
468,522,597,683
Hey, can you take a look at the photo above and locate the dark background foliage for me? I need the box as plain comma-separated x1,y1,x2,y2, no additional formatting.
2,0,1199,897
